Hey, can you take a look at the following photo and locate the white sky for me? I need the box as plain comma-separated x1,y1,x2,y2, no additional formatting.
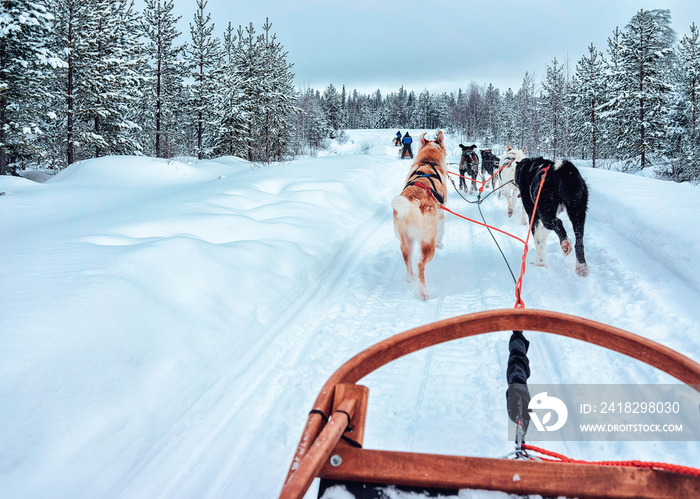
168,0,698,95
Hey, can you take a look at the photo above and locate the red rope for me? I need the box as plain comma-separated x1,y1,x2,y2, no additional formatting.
411,181,440,204
444,165,549,308
448,159,510,194
522,444,700,476
513,166,549,308
440,205,526,245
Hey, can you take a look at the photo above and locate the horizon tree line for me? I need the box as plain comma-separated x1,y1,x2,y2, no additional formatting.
1,5,698,182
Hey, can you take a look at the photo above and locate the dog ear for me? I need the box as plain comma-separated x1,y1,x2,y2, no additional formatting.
458,143,465,149
506,146,512,151
522,146,527,152
420,132,428,147
436,130,444,147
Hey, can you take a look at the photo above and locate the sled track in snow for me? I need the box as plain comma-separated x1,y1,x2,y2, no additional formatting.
141,204,400,497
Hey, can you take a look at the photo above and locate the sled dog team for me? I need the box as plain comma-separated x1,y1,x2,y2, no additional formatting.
392,132,589,300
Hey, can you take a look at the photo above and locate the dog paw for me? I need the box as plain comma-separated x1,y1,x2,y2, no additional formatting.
416,288,429,300
576,262,590,277
561,240,573,256
508,209,513,217
437,242,444,249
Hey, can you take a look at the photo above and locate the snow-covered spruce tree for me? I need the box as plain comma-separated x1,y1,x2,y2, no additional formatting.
296,87,328,155
345,88,362,129
212,22,244,157
386,85,409,129
0,0,59,174
673,23,700,181
49,0,93,166
570,43,606,166
258,18,298,163
663,23,700,182
483,83,502,146
141,0,186,158
83,0,144,159
234,22,266,162
597,26,626,164
186,0,221,160
501,88,517,148
322,83,343,138
451,88,467,140
541,58,567,159
678,23,700,134
464,83,484,141
515,72,540,154
617,9,675,171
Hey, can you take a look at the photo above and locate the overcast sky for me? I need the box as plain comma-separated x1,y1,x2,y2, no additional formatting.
167,0,698,95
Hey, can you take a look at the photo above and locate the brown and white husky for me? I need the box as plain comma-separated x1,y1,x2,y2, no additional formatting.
392,131,447,300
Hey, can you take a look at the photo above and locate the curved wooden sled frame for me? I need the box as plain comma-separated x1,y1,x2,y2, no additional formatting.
279,308,700,498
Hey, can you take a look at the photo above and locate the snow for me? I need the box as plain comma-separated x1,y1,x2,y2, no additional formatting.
1,129,699,499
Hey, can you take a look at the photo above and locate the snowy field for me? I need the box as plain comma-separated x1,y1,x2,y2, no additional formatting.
2,129,699,498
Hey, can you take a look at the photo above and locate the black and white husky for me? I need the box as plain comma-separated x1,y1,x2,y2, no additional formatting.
514,157,590,277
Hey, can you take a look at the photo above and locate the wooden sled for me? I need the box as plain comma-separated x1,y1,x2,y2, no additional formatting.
279,308,700,498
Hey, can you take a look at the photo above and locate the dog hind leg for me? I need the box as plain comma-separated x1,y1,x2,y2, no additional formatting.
399,231,415,282
532,219,550,267
568,204,589,277
416,240,436,300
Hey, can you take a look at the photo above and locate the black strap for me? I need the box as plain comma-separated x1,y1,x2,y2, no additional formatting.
405,163,445,204
309,409,328,423
506,330,531,435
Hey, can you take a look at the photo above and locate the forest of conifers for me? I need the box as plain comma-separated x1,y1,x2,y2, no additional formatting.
2,3,698,181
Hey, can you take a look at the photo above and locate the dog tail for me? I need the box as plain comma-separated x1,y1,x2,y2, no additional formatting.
392,195,418,220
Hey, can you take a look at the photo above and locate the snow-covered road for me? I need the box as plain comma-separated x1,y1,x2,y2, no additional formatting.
1,130,699,498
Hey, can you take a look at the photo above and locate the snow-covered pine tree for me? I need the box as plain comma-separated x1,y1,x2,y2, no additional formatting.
678,23,700,134
516,72,539,153
84,0,143,158
672,22,700,181
501,88,517,148
141,0,186,158
367,89,385,128
570,43,606,166
597,26,626,164
618,9,675,170
212,22,245,157
187,0,221,160
483,83,501,146
234,22,266,162
411,90,429,129
258,18,298,163
49,0,93,166
451,89,467,140
0,0,58,174
322,83,343,138
345,89,362,129
296,87,329,154
541,57,567,159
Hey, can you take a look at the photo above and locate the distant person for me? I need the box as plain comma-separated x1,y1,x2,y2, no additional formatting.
395,130,402,146
401,132,413,159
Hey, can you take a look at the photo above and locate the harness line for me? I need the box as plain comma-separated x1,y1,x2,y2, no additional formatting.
514,165,549,308
522,444,700,477
444,161,700,476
